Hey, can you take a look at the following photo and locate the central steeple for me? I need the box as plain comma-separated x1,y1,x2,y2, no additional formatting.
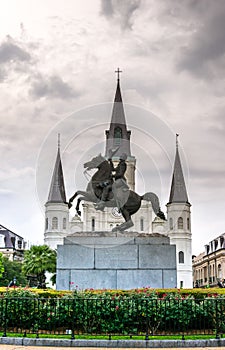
105,68,131,158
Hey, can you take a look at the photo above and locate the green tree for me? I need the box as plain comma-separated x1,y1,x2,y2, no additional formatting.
22,245,56,288
0,253,4,279
0,256,27,287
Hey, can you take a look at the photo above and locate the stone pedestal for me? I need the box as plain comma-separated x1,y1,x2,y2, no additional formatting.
56,232,177,290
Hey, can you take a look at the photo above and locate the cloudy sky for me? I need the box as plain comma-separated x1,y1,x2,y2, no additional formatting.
0,0,225,254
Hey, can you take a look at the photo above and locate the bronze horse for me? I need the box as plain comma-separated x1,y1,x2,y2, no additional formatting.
68,154,165,231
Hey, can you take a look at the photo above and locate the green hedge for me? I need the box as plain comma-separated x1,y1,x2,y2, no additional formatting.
1,286,225,298
0,288,225,335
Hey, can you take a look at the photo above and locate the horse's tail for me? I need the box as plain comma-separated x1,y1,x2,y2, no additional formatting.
141,192,166,220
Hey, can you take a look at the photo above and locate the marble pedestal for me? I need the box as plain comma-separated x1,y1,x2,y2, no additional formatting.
56,232,177,290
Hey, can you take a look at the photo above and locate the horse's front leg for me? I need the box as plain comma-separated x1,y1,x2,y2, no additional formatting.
76,197,85,216
68,191,87,209
68,192,78,209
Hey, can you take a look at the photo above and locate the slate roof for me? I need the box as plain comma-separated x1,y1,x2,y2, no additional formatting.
47,147,66,203
0,224,24,248
168,145,190,205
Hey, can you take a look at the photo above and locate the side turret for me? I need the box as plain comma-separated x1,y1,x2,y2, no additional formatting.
167,135,192,288
44,136,69,249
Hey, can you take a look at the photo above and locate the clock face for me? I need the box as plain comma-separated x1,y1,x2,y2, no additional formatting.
111,207,122,218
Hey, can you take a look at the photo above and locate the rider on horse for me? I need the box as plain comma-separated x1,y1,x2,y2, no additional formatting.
95,151,129,211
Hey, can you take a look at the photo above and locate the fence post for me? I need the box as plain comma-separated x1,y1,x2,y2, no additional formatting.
36,298,39,338
145,299,149,340
215,298,220,339
3,298,8,337
181,299,185,340
71,299,75,340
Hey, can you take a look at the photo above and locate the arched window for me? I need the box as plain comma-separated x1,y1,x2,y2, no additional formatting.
45,218,48,230
218,264,222,279
187,217,190,230
179,251,184,263
91,218,95,231
52,217,58,229
169,218,173,230
178,217,183,229
63,218,67,230
114,127,122,146
140,218,144,231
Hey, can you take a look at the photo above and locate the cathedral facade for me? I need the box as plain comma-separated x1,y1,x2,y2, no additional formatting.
44,75,192,288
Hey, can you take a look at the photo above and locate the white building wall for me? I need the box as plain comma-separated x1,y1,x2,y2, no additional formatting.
44,202,69,250
167,202,192,288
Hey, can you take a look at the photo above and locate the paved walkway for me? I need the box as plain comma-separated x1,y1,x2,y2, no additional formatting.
2,348,225,350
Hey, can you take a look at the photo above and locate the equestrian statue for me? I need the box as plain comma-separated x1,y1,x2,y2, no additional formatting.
68,150,165,232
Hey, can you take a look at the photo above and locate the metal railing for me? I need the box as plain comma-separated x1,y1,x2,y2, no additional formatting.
0,296,225,339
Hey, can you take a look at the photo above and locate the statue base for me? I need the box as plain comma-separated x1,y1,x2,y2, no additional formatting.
56,232,177,290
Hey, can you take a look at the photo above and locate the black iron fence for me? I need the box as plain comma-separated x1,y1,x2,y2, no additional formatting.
0,296,225,339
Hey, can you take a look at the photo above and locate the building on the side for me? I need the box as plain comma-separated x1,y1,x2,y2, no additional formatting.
44,73,192,288
193,233,225,288
0,224,27,261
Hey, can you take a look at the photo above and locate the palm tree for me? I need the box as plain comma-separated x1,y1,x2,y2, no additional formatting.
22,245,56,288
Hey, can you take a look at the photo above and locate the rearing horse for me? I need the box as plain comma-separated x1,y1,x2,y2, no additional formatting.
68,154,165,232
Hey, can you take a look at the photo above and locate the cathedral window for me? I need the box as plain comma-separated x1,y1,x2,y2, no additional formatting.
187,218,190,230
178,217,183,229
179,251,184,263
63,218,67,230
114,127,122,146
140,218,144,231
45,218,48,230
169,218,173,230
91,218,95,231
52,217,58,229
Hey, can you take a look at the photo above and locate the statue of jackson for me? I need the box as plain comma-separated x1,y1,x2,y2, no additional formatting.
95,151,129,211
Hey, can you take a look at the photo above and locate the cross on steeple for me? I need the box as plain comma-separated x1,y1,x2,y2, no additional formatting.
115,67,122,81
58,133,61,150
176,133,179,150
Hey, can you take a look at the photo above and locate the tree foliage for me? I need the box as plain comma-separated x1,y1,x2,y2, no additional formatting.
0,256,27,287
22,245,56,288
0,253,4,279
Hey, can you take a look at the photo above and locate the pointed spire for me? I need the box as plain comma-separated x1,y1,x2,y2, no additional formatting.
47,135,66,204
168,134,189,204
114,68,122,102
105,68,131,158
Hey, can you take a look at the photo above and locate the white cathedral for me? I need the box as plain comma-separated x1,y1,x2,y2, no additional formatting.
44,74,192,288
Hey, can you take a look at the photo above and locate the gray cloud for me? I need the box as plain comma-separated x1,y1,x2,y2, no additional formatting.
100,0,141,29
174,0,225,78
0,36,31,63
30,74,77,100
